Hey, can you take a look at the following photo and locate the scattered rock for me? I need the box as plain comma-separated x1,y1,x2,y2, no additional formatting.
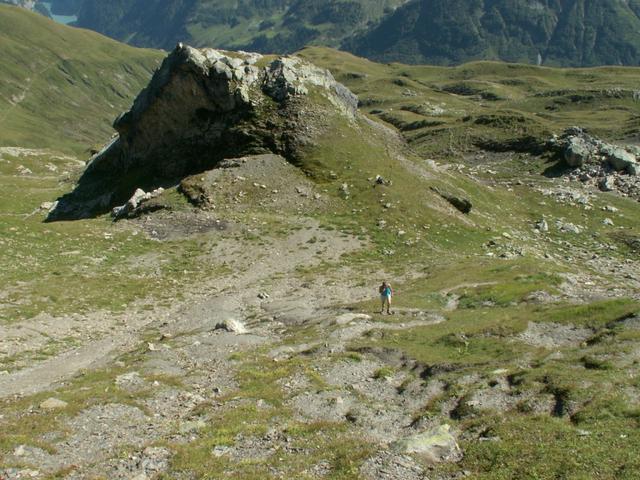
548,129,640,199
518,322,592,348
215,318,248,334
115,371,145,389
360,451,424,480
39,397,68,410
603,218,614,226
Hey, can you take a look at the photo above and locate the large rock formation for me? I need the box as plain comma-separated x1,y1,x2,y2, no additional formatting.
48,44,358,221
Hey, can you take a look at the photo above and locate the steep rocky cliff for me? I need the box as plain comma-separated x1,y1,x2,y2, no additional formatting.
48,43,357,220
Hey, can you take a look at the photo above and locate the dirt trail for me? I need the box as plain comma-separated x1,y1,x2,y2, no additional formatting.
0,220,367,399
0,336,131,398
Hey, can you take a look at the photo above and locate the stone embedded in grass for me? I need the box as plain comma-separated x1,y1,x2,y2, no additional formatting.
215,318,248,334
335,313,372,325
39,397,68,410
535,219,549,232
392,424,463,463
599,176,616,192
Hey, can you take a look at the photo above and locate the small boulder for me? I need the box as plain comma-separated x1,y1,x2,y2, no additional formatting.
392,424,463,463
431,187,472,214
215,318,248,334
599,176,616,192
39,397,68,410
535,219,549,232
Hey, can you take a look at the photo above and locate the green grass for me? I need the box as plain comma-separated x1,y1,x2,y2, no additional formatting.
454,414,640,480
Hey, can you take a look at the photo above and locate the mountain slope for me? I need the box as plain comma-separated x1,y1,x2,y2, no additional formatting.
0,4,163,153
74,0,408,53
55,0,640,67
347,0,640,66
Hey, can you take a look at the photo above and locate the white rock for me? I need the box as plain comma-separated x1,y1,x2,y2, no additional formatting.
215,318,248,334
13,445,26,456
39,397,68,410
392,424,463,463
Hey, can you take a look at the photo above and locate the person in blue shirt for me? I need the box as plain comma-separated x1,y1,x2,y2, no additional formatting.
379,281,393,314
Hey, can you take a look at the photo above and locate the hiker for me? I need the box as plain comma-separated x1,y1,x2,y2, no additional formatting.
379,281,393,314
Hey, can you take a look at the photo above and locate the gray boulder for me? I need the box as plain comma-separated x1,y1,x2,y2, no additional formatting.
600,145,638,172
564,136,594,167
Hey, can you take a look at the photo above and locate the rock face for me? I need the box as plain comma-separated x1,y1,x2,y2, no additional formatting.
91,44,357,179
48,44,357,221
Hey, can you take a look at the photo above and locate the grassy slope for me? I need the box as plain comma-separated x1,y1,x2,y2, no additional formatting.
295,47,640,479
0,4,163,154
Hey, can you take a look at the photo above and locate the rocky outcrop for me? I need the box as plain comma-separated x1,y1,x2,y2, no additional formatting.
550,127,639,175
89,44,357,179
47,44,358,221
547,128,640,201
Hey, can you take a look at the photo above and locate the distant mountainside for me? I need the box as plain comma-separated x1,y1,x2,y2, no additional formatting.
347,0,640,67
73,0,408,54
5,0,640,67
0,4,162,153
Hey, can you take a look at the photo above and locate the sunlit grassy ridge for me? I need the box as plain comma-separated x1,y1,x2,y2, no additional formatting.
0,4,162,154
300,47,640,160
